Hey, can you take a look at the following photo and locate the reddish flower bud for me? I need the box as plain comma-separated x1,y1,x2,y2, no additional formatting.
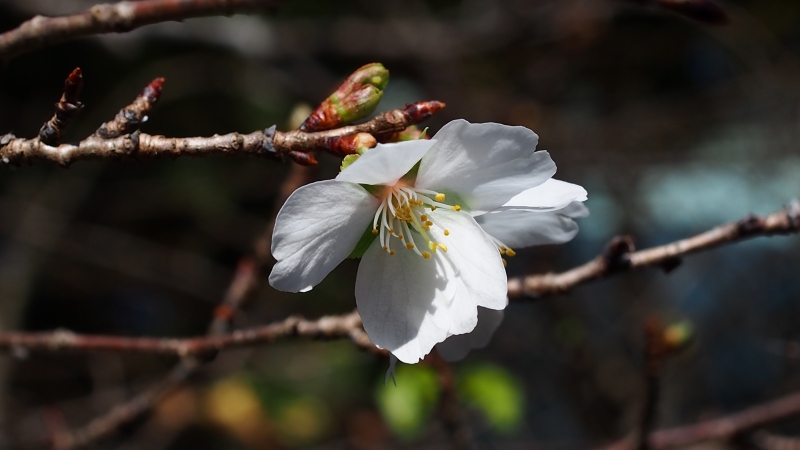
288,151,318,166
325,133,377,157
301,63,389,132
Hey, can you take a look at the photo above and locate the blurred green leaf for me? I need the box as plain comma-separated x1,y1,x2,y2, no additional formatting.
375,364,440,438
460,363,524,434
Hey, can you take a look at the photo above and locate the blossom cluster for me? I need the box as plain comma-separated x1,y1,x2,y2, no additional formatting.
269,120,587,364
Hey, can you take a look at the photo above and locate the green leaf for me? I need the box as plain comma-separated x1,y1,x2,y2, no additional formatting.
375,365,440,438
460,363,525,434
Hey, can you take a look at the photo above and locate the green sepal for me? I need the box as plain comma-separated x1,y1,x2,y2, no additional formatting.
401,161,421,183
348,226,378,259
340,154,360,171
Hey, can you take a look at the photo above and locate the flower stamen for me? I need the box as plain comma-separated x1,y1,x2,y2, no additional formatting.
373,184,461,257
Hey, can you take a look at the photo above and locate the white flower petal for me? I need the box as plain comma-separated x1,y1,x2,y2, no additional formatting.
336,139,436,186
415,120,556,214
269,180,379,293
356,237,472,364
559,201,590,218
436,308,505,362
476,206,584,248
428,209,508,310
497,179,587,212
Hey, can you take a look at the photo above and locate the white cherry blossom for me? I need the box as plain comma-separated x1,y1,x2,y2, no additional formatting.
269,119,586,363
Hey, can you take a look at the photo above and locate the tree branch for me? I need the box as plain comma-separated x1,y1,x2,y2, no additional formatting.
0,96,444,167
508,201,800,299
603,390,800,450
0,0,283,62
0,311,374,358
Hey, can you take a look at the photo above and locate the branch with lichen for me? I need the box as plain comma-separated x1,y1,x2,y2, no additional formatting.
508,201,800,299
0,66,444,168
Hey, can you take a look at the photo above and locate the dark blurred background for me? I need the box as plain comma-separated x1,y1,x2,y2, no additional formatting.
1,0,800,448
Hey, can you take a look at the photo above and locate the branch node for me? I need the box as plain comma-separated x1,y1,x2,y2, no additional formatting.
260,124,282,160
603,235,635,271
659,256,683,274
736,214,764,235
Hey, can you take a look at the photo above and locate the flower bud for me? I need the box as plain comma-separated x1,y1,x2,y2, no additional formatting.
323,133,377,157
301,63,389,132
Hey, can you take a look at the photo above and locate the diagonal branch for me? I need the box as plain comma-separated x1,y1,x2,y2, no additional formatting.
603,390,800,450
0,0,283,62
508,201,800,300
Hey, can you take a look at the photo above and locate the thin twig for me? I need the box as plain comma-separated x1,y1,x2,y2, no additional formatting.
0,0,283,62
0,310,373,357
428,352,477,450
636,318,666,450
508,201,800,299
751,430,800,450
602,390,800,450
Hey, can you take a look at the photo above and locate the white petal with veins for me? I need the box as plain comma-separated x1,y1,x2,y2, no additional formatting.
415,120,556,215
336,139,436,186
356,236,470,364
496,179,587,212
269,180,379,292
476,205,584,249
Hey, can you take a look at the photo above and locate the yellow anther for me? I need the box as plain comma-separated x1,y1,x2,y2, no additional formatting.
452,205,462,211
397,233,404,240
502,258,507,267
431,206,437,211
499,248,506,255
422,251,432,259
437,243,448,252
390,250,396,255
382,246,388,251
506,248,517,257
406,243,415,249
420,215,428,221
435,193,446,202
444,229,450,236
388,228,394,234
426,221,433,227
371,229,378,235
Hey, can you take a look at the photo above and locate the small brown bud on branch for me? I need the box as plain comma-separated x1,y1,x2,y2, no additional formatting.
38,68,84,146
96,77,164,138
